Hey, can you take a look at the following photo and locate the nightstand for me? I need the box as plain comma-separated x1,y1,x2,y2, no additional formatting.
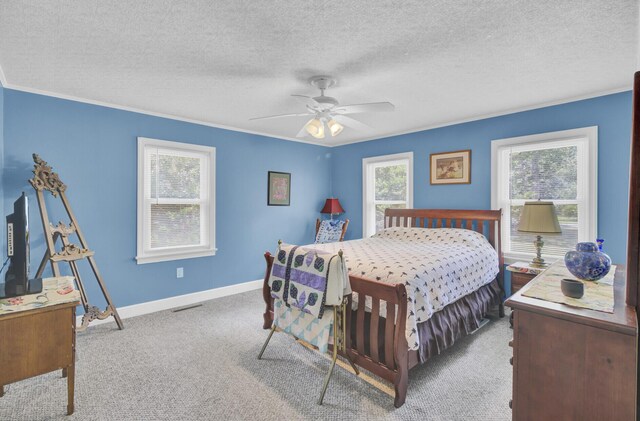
0,277,80,415
506,262,547,295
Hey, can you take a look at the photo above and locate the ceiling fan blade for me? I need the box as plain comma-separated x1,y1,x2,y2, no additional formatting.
331,114,373,132
249,112,311,121
333,102,395,114
291,94,320,108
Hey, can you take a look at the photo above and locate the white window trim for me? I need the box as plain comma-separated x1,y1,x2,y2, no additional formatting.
136,137,216,264
362,152,414,238
491,126,597,264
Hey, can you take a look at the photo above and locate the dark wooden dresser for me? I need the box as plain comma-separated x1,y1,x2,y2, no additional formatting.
506,265,637,420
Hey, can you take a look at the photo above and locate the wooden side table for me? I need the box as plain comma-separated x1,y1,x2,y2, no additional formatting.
0,277,80,415
506,262,547,295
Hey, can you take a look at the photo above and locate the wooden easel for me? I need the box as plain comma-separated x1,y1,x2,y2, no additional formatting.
29,154,123,331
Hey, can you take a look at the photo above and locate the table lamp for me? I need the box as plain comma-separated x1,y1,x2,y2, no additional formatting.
517,201,562,268
320,198,345,220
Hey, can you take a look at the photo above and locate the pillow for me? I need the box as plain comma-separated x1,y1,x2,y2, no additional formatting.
373,227,492,248
315,219,345,244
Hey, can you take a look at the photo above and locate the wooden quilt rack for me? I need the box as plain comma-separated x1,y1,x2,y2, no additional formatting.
258,248,358,405
258,298,358,405
29,154,123,331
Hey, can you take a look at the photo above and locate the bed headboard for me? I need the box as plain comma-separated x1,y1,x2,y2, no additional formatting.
384,208,504,276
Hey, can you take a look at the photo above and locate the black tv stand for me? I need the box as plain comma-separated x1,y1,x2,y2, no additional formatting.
0,277,43,299
27,277,43,294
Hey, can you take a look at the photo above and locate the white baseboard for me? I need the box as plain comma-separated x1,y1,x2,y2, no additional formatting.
77,278,263,327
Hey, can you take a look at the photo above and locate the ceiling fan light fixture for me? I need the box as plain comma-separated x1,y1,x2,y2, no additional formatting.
250,76,395,139
328,119,344,137
305,118,325,138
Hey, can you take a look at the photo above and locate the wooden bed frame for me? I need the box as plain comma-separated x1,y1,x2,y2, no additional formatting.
261,208,504,408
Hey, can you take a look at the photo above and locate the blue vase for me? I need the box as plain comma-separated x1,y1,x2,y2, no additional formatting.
564,242,612,281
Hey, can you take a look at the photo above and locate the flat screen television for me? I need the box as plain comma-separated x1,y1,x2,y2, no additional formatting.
1,192,42,298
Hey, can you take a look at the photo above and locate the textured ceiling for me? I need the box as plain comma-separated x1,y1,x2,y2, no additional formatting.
0,1,637,146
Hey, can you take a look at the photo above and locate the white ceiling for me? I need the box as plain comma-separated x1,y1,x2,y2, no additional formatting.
0,1,637,146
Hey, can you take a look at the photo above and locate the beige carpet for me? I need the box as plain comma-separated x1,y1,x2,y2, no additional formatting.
0,289,512,420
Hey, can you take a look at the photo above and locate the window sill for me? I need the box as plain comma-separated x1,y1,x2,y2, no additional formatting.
503,252,564,267
136,248,217,265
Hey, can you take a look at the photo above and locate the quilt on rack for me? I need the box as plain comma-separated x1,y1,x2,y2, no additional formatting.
311,227,499,350
269,244,350,353
273,300,335,353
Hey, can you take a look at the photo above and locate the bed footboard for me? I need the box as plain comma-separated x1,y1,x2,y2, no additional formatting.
346,274,409,408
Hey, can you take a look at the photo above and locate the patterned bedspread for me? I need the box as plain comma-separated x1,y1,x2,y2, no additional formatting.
310,227,499,350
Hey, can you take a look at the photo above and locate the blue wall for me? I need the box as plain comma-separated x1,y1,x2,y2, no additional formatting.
1,88,633,307
2,89,331,308
332,92,633,267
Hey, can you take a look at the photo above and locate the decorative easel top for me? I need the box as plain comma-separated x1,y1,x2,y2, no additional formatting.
29,154,67,196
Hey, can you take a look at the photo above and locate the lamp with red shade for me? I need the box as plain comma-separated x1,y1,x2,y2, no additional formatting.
320,198,345,220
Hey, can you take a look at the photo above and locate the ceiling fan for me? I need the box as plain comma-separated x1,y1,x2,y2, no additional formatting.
250,76,395,139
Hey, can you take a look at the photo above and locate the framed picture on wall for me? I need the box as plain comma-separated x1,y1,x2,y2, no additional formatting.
430,150,471,185
267,171,291,206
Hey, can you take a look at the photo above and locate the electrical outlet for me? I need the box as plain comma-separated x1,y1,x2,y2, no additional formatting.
177,267,184,278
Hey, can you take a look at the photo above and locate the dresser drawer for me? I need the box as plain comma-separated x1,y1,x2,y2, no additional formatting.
511,309,636,420
511,272,535,294
0,305,74,385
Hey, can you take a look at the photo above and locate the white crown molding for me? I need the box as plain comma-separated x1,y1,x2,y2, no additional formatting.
1,77,631,148
2,81,325,147
76,278,263,327
326,85,631,147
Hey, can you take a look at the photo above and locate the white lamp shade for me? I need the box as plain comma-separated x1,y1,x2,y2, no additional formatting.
305,118,325,138
518,201,562,234
328,119,344,137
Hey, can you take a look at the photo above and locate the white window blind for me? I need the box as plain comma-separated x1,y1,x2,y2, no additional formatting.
491,127,597,261
363,152,413,238
137,137,216,264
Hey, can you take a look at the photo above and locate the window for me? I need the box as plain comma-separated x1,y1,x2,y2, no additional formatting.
137,137,216,264
491,127,597,261
363,152,413,238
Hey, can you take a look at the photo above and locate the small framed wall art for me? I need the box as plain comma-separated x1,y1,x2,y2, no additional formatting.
430,149,471,185
267,171,291,206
